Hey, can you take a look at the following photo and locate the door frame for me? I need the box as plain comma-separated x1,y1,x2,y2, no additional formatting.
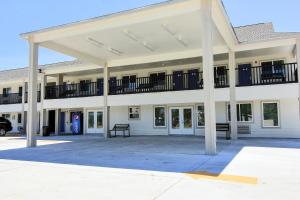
86,109,104,134
168,106,194,135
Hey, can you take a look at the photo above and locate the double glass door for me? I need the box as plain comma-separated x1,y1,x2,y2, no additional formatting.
87,110,103,134
169,107,193,135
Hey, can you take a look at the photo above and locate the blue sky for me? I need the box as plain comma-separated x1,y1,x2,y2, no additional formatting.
0,0,299,70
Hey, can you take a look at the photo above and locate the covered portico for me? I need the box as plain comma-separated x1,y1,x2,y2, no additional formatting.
21,0,240,154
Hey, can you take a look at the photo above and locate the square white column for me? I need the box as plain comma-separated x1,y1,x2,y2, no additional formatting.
201,0,217,155
27,42,38,147
229,50,238,139
103,63,110,138
39,74,46,136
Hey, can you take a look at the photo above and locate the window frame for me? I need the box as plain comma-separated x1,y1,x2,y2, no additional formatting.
196,103,205,128
17,113,22,124
153,105,167,128
128,106,141,120
261,101,281,128
227,102,254,123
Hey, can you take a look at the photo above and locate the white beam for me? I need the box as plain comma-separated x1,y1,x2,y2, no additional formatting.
108,46,228,67
229,50,238,140
236,38,297,52
201,0,217,155
44,62,101,76
42,41,106,66
212,0,238,49
27,41,38,147
103,63,110,138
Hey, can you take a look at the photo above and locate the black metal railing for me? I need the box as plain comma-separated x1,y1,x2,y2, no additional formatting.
45,82,102,99
0,93,22,105
236,63,298,87
109,71,229,95
109,72,202,95
25,91,41,103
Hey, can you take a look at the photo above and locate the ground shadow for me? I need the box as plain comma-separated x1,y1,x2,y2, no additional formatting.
0,135,299,174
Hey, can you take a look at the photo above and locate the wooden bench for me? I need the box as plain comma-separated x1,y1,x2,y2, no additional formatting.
109,124,130,137
216,123,231,140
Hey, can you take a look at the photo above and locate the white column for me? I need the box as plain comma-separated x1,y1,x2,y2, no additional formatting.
297,38,300,119
83,107,87,135
21,81,26,131
39,74,46,136
201,0,216,155
55,74,63,135
27,41,38,147
229,50,238,140
103,63,110,138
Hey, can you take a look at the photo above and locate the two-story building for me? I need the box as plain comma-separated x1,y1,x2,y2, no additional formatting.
2,0,298,154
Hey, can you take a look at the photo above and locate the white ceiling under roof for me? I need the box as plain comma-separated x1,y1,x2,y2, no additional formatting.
52,11,225,61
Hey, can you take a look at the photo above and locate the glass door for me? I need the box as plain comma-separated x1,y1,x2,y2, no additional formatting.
169,107,193,135
86,110,103,134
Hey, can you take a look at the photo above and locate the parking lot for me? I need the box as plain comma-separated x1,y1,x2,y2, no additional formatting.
0,135,299,200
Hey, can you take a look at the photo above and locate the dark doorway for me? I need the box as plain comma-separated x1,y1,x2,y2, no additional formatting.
173,70,184,90
97,78,104,96
188,69,199,89
48,110,56,133
109,77,117,95
238,64,252,86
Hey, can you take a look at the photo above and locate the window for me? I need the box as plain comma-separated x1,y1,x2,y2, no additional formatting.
2,114,10,119
261,60,284,74
262,102,280,127
228,103,253,122
196,104,205,127
150,72,166,87
18,87,23,96
80,80,91,91
122,75,136,89
3,88,11,97
154,106,166,127
17,113,22,124
129,106,140,120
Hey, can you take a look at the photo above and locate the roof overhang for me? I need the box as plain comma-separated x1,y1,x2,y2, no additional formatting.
20,0,238,67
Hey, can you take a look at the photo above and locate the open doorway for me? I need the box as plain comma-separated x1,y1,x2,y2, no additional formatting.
48,110,56,134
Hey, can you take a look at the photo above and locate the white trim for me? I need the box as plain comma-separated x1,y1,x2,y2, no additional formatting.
226,102,254,123
153,105,167,128
261,101,281,128
195,103,205,128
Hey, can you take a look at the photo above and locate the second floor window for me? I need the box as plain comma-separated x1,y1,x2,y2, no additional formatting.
3,88,11,97
122,75,136,89
261,60,284,74
80,80,91,92
18,87,23,96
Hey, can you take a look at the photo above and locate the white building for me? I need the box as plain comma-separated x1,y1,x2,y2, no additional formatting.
1,0,299,154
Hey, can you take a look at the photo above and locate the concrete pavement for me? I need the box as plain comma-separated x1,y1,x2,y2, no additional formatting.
0,135,299,200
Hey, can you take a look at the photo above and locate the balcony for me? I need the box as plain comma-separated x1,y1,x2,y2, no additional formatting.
45,82,102,99
0,93,22,105
110,71,229,95
236,63,298,87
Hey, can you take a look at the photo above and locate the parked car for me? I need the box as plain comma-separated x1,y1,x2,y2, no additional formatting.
0,117,13,136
